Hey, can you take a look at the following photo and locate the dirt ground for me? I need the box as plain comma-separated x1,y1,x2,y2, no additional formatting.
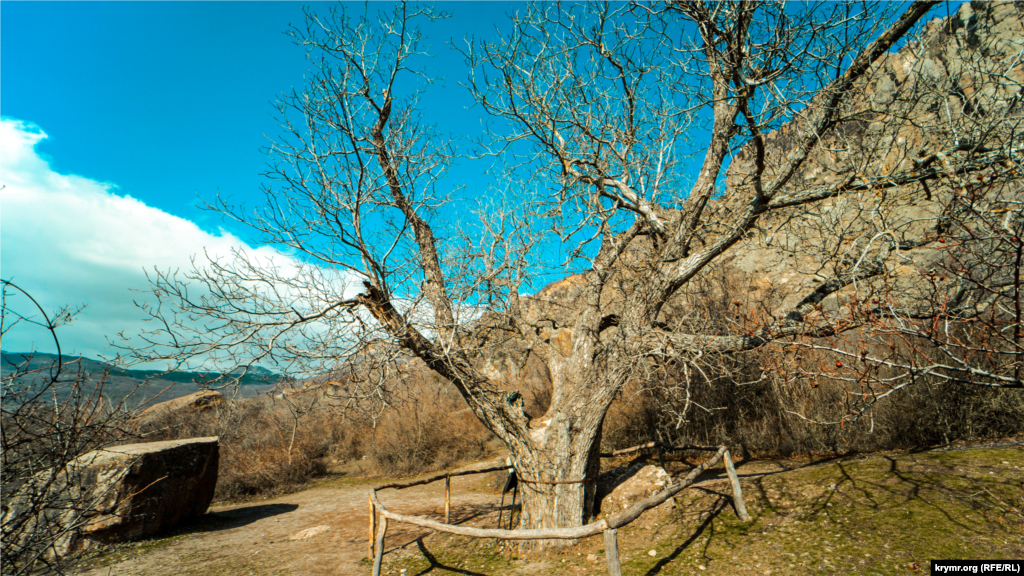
72,453,784,576
73,457,511,576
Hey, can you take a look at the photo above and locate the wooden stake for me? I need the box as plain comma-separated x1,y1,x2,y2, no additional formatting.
444,475,451,524
368,493,377,559
723,450,751,522
371,516,388,576
603,528,623,576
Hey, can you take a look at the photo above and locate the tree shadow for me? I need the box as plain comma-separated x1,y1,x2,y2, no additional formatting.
622,446,1018,575
384,503,501,551
408,537,487,576
643,497,728,576
795,455,1020,535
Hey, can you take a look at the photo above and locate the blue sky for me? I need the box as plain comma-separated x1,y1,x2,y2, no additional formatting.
1,2,522,361
2,2,518,228
1,1,948,364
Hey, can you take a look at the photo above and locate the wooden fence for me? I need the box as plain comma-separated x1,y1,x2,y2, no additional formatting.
367,443,751,576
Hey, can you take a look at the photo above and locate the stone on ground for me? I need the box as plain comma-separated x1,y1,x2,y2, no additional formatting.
597,463,674,515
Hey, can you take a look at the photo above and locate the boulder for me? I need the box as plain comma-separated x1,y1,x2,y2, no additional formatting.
136,390,224,430
597,464,674,516
3,437,219,557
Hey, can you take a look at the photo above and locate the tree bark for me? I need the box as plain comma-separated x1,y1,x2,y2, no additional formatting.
507,387,609,548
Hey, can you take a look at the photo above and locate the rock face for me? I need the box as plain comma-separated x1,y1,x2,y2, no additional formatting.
720,0,1024,314
3,437,219,557
78,437,220,544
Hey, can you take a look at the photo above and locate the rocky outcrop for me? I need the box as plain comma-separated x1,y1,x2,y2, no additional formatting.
137,390,224,423
512,1,1024,330
721,0,1024,314
3,437,219,557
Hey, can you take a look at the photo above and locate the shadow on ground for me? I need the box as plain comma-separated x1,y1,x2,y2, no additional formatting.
634,446,1022,575
407,537,488,576
383,503,502,552
186,503,299,534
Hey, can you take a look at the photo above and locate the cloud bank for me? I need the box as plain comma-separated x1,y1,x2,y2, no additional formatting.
0,118,308,363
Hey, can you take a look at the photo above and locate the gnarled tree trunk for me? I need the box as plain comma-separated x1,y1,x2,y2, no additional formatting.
500,356,618,544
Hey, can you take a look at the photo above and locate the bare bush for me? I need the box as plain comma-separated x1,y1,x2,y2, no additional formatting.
1,281,136,575
605,268,1024,456
139,394,331,500
366,402,493,477
145,366,497,499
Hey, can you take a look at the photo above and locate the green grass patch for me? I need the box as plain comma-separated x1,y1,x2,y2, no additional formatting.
378,533,517,575
378,446,1022,575
74,532,192,571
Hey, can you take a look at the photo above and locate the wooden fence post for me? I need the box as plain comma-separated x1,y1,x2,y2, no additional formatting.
371,515,388,576
723,450,751,521
444,475,451,524
368,493,376,559
603,528,623,576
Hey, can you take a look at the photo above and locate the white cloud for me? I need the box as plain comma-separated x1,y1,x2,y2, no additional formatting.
0,118,353,365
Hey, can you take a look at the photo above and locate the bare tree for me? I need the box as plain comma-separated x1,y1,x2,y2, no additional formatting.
122,0,1022,539
1,281,136,574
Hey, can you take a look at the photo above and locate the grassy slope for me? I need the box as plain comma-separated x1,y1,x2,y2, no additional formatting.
379,446,1023,576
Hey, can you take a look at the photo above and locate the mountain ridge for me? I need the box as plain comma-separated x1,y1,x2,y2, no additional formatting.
1,351,280,408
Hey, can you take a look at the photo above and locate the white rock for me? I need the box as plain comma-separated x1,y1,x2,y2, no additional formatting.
290,525,331,541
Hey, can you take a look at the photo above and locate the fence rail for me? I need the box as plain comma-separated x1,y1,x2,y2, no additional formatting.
367,444,751,576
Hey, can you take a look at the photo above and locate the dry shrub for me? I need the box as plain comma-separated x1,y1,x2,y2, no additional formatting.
321,357,498,477
602,383,661,451
601,268,1024,457
364,396,494,477
602,354,1024,457
141,394,340,500
144,375,496,500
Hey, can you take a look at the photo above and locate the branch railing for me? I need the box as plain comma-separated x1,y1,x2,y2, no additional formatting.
367,444,751,576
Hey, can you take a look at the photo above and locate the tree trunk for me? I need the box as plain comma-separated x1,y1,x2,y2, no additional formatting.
509,403,606,549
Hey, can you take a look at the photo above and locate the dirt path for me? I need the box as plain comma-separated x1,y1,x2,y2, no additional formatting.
75,459,510,576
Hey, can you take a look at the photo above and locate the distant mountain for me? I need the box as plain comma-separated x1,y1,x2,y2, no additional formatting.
1,351,281,409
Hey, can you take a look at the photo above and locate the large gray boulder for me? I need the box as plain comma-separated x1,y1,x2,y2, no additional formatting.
3,437,219,558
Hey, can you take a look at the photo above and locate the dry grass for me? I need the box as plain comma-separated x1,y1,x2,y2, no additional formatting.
140,396,334,500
